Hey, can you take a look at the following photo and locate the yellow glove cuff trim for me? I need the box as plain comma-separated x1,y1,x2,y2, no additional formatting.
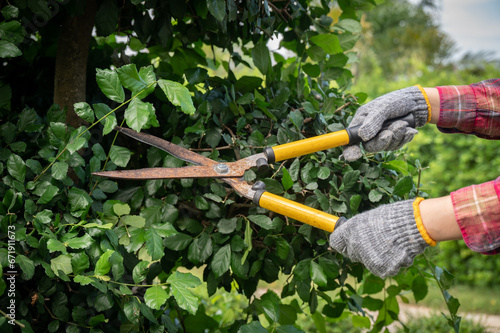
413,197,437,246
415,84,432,124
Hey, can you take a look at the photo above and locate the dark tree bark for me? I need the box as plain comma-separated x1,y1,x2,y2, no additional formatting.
54,0,97,128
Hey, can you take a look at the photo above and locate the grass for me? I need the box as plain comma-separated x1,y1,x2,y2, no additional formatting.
396,315,487,333
411,283,500,316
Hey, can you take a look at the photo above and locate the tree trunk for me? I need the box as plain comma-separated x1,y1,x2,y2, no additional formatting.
54,0,97,128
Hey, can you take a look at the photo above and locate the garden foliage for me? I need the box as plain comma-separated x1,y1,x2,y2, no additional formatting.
0,0,462,332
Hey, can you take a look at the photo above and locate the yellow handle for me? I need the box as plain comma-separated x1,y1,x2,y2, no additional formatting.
258,192,340,232
269,130,350,162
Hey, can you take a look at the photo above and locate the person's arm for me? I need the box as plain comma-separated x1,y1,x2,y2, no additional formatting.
420,195,461,241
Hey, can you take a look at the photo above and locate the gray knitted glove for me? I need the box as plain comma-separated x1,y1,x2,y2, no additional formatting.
329,199,429,278
343,86,429,161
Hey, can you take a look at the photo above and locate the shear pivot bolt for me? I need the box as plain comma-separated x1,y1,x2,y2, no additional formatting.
214,164,229,174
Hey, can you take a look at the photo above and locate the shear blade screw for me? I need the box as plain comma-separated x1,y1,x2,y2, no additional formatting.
214,163,229,174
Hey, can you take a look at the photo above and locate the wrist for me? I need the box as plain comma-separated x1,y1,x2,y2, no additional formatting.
422,87,440,124
413,198,437,246
418,196,462,242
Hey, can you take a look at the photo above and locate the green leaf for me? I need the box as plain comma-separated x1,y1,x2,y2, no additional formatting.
281,167,294,191
165,233,193,251
145,229,164,261
51,254,73,276
123,215,146,228
37,185,59,204
71,252,90,275
167,271,202,314
382,160,411,176
393,176,414,197
238,321,268,333
310,261,327,287
83,222,113,229
352,315,370,328
188,232,213,265
144,285,169,310
311,311,327,333
74,275,93,286
342,170,360,190
350,194,362,213
124,98,150,132
2,5,19,19
132,261,150,284
362,274,385,294
242,219,253,264
113,203,131,216
248,215,280,230
207,0,226,21
194,195,209,210
434,266,455,290
205,128,221,148
96,68,125,103
303,63,321,77
338,33,360,51
444,291,460,316
68,188,92,215
317,166,331,180
211,244,231,278
66,127,89,154
94,249,115,276
65,234,93,249
74,102,95,123
47,239,67,253
252,40,272,75
17,255,35,280
98,180,118,193
0,40,21,57
10,141,26,153
412,275,428,302
103,114,117,135
110,145,131,167
310,34,343,54
276,325,303,333
368,189,383,203
0,122,16,143
263,178,284,195
337,19,362,34
89,314,107,326
275,238,290,260
261,298,280,323
51,162,68,180
116,64,156,99
7,154,25,182
217,218,237,234
17,107,38,132
158,79,196,115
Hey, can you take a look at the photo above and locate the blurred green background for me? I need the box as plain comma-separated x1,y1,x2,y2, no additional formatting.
351,0,500,288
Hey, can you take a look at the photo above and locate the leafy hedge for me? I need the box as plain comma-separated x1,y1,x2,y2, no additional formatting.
0,0,463,332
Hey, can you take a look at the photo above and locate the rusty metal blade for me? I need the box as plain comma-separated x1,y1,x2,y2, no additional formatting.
221,178,256,200
115,126,215,166
93,164,249,180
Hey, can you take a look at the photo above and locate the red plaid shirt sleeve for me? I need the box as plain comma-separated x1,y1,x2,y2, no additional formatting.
437,79,500,254
436,78,500,138
450,178,500,254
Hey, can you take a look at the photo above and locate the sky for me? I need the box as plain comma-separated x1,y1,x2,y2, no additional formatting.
434,0,500,59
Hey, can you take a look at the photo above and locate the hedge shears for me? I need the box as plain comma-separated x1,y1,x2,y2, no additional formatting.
93,114,415,233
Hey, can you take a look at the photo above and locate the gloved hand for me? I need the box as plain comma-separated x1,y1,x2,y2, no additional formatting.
329,199,435,278
343,86,430,161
